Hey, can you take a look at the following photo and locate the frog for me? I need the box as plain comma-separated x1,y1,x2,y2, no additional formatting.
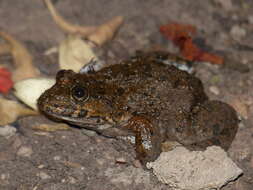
37,51,238,164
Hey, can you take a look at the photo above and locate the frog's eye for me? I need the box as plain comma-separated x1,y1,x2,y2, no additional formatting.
71,86,89,101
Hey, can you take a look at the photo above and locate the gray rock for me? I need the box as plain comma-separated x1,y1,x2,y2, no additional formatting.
147,146,243,190
0,125,17,138
230,25,246,40
17,146,33,157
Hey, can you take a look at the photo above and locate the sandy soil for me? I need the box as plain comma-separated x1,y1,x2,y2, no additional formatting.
0,0,252,189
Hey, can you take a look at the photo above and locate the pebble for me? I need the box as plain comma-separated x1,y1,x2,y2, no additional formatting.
248,15,253,24
81,128,97,137
37,172,51,180
53,156,61,161
214,0,234,11
229,98,248,119
230,25,246,40
251,156,253,169
209,86,220,95
0,125,17,138
133,160,142,168
17,146,33,157
38,165,45,169
115,157,127,164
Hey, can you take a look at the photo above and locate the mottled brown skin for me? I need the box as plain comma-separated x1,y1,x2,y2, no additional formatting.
38,51,238,163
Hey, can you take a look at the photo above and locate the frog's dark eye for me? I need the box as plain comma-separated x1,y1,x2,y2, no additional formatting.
71,86,89,101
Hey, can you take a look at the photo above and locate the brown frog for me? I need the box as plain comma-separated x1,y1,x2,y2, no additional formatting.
37,51,238,163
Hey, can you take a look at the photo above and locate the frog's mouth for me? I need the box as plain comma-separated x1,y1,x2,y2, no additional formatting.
43,111,113,131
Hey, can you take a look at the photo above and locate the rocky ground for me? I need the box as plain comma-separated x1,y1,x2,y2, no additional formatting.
0,0,253,189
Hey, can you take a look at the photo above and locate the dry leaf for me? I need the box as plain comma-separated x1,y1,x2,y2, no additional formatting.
0,31,40,82
14,77,55,110
0,68,13,93
0,43,11,55
44,0,96,36
59,35,98,72
0,97,37,126
32,123,70,132
87,16,124,46
44,0,123,46
160,23,224,65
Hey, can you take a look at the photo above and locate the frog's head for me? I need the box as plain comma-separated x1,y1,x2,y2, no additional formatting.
38,70,119,131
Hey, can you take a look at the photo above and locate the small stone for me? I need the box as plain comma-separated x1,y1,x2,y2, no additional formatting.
81,128,97,137
250,156,253,169
147,146,243,190
214,0,234,11
37,172,51,180
133,160,142,168
53,156,61,161
248,15,253,24
12,136,22,150
230,25,246,40
115,157,127,164
229,98,248,119
68,176,77,184
0,125,16,138
1,174,6,180
209,86,220,95
38,165,45,169
17,146,33,157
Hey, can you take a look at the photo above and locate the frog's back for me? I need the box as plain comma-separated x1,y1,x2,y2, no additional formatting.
95,51,208,116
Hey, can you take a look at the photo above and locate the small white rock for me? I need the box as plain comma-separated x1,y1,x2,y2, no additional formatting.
147,146,243,190
17,146,33,157
230,25,246,40
248,15,253,25
0,125,16,138
53,156,61,161
209,86,220,95
37,172,51,180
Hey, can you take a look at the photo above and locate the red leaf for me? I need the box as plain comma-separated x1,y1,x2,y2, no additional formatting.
0,68,13,94
160,22,224,65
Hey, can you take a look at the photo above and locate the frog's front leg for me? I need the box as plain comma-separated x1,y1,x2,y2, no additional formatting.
120,116,162,164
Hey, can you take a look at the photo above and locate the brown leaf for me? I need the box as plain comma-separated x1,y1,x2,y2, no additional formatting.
0,31,40,82
43,0,123,46
0,97,38,126
88,16,124,46
44,0,96,36
160,22,224,65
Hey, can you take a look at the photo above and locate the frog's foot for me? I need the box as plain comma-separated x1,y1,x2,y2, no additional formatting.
122,116,162,164
186,100,239,151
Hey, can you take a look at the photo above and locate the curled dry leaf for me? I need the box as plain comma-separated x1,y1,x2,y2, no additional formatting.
0,43,11,55
59,35,98,72
44,0,96,36
14,77,55,110
88,16,124,46
0,97,37,126
160,23,224,65
44,0,123,46
0,31,40,82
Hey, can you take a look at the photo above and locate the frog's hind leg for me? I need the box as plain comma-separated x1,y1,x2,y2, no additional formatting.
187,100,239,151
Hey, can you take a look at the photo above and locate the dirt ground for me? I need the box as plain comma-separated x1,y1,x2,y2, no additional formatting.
0,0,253,189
